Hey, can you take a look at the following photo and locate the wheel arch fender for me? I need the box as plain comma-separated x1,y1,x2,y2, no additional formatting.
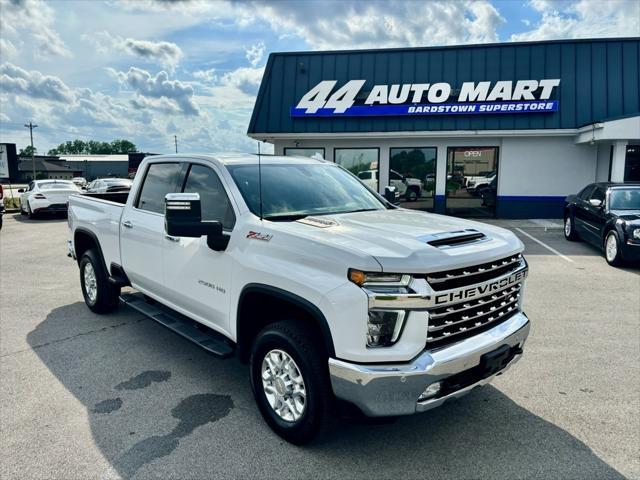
236,283,336,363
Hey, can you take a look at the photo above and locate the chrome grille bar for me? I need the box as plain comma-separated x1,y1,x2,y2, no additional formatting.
429,285,521,320
426,254,522,284
428,293,520,332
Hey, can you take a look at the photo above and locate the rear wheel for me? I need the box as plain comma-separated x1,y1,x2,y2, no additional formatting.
250,320,333,444
80,249,120,313
406,187,419,202
564,214,579,241
604,230,623,266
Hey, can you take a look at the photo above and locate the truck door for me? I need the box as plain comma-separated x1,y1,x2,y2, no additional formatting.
120,161,183,296
161,163,237,335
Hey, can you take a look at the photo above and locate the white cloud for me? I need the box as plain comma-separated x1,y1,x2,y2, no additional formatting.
192,68,217,83
232,0,504,49
0,63,75,103
85,32,183,70
0,0,72,58
0,38,18,59
220,66,264,95
511,0,640,41
109,66,201,116
245,41,265,67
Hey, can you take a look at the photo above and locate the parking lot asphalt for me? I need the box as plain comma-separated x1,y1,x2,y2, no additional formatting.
1,213,639,480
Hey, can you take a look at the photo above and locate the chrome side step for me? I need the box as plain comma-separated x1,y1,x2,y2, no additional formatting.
120,292,235,358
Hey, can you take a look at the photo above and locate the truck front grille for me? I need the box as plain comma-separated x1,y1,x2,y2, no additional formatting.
419,253,523,291
424,254,525,349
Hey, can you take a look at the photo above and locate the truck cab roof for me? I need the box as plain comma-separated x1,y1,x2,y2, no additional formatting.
146,153,328,167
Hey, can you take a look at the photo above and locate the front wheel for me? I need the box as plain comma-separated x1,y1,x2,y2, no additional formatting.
250,320,333,444
604,231,623,266
80,249,120,313
564,214,579,241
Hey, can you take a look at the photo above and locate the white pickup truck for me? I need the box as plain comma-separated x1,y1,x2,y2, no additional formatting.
67,153,530,444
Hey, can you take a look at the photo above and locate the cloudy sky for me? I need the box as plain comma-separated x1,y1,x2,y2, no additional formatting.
1,0,638,155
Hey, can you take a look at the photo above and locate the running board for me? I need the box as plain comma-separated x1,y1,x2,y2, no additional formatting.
120,292,235,358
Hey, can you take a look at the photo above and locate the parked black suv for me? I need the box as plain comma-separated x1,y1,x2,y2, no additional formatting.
564,183,640,266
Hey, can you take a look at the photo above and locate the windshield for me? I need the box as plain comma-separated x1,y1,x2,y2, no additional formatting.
609,188,640,210
39,181,77,190
227,163,385,220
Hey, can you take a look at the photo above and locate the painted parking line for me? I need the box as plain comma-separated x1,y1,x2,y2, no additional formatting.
514,227,574,263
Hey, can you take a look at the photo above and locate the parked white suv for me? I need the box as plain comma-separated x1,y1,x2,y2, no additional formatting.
68,154,530,443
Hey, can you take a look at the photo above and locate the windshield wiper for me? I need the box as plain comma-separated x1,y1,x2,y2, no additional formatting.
263,214,309,221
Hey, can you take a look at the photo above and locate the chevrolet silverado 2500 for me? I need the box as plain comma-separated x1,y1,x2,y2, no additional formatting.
67,154,530,444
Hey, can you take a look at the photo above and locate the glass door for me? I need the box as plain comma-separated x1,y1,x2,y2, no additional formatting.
445,147,498,218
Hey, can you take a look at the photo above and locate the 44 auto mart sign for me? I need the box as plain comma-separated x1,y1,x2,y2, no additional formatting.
290,79,560,117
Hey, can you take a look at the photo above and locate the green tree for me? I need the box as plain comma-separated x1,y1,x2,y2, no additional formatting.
19,145,37,156
47,139,138,155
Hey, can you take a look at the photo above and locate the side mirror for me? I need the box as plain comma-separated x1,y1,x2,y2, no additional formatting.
589,199,603,208
18,189,25,193
165,193,228,251
384,186,399,204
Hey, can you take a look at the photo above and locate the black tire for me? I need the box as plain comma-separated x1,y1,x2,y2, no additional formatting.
20,201,27,216
79,249,120,313
564,213,579,241
249,320,333,444
405,187,419,202
26,201,35,219
604,230,623,267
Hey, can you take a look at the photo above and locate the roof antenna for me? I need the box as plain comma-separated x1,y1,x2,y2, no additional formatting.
257,141,263,221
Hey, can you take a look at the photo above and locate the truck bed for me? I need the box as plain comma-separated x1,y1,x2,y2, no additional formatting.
68,192,127,269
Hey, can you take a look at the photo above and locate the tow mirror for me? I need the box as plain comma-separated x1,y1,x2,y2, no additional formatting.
384,186,399,204
589,199,603,208
164,193,228,251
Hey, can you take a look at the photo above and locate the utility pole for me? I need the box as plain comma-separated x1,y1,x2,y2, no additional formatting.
174,135,178,154
24,122,38,180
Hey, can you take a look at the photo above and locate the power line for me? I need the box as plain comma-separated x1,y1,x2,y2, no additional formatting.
24,122,38,180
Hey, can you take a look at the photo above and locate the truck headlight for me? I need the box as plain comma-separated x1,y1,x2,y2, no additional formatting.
349,269,412,347
348,269,412,292
367,310,406,348
633,229,640,240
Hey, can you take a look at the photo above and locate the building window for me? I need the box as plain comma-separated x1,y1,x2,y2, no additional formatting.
335,148,379,192
389,147,437,210
284,147,325,159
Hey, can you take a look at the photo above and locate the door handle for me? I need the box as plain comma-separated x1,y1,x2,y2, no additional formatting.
164,235,180,243
122,220,133,228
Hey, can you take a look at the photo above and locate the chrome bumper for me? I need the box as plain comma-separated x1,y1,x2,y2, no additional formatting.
328,312,530,417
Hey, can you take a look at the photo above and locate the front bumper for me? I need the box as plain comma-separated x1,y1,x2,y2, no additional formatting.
329,312,530,417
621,238,640,263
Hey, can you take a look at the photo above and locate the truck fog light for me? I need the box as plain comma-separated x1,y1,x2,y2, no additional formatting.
367,310,406,347
417,382,442,402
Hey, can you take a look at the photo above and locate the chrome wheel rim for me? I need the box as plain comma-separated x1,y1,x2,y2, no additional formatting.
605,234,617,262
261,349,306,422
564,217,572,237
83,263,98,303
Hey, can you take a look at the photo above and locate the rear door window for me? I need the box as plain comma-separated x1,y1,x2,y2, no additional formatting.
579,185,595,200
136,163,182,214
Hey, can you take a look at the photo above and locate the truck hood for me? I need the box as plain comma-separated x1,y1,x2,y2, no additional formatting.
272,209,523,273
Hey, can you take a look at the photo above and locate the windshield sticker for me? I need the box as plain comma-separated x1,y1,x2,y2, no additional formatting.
296,216,339,228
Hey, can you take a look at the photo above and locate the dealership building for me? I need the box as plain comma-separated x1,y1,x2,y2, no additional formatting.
248,37,640,218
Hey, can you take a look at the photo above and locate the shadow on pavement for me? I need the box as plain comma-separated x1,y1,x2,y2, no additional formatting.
27,302,624,479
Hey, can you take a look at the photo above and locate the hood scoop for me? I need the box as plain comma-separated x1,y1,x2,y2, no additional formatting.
419,229,487,248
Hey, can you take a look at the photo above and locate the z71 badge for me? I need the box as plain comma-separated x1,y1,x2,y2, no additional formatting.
247,231,273,241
